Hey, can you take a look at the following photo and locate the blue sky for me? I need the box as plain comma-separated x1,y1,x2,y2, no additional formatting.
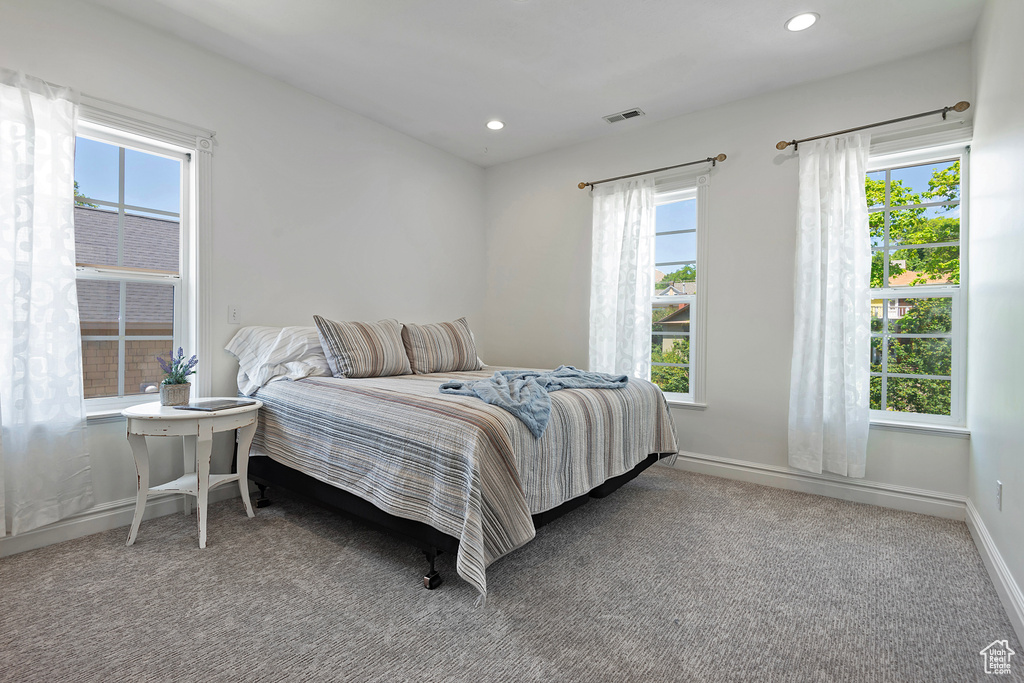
655,198,697,274
75,136,181,215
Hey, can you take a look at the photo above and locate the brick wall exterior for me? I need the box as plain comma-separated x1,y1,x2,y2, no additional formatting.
82,339,170,398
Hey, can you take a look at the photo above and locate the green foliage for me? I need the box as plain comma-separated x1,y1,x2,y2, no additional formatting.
866,163,960,288
655,265,696,291
871,298,953,416
651,337,689,393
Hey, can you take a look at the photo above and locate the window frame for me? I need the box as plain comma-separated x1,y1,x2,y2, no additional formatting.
866,143,969,427
651,173,709,406
76,99,214,416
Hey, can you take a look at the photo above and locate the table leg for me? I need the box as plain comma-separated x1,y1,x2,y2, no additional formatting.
235,421,257,518
182,435,195,516
126,433,149,546
195,422,213,548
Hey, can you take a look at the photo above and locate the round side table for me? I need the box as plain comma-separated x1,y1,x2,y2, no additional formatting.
122,399,263,548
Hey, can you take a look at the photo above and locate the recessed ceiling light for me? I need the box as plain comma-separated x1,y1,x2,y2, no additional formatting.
487,120,505,130
785,12,819,31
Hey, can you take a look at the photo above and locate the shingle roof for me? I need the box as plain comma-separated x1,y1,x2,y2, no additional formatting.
75,207,178,332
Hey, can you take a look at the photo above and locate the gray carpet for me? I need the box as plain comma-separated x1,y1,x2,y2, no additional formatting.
0,466,1020,683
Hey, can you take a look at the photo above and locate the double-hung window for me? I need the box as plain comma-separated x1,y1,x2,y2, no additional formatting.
651,175,709,404
866,145,967,425
73,102,213,414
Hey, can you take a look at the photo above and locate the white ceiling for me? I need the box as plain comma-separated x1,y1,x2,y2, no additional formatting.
88,0,984,167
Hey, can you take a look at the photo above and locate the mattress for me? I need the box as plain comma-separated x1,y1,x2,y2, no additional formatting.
249,367,678,596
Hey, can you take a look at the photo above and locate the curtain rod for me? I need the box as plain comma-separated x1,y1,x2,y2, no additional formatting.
775,101,970,151
577,153,727,190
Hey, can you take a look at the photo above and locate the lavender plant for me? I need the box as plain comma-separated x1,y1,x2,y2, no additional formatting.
158,348,198,385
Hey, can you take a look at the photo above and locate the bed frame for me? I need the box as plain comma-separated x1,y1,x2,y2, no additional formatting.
247,452,667,589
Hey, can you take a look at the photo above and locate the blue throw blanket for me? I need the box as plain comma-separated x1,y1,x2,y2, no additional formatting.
439,366,629,438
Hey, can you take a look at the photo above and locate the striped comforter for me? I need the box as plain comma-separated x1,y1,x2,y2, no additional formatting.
249,367,678,597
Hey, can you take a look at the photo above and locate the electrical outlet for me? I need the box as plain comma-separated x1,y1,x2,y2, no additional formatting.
228,305,240,324
996,481,1003,511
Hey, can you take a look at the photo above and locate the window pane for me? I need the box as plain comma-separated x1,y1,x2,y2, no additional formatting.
870,300,884,331
887,337,952,376
886,377,951,416
124,148,181,213
125,340,170,396
866,172,885,209
82,340,119,398
125,282,174,336
652,303,691,330
889,215,959,248
74,206,119,268
654,266,696,294
887,245,959,287
651,365,689,394
652,334,689,365
123,213,180,273
655,198,696,233
77,280,120,336
655,231,695,266
870,376,882,410
870,337,883,372
890,160,958,203
887,298,952,333
75,137,119,204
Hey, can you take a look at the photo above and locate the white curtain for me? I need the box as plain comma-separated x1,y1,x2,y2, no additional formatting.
788,134,872,478
0,70,93,535
589,178,655,379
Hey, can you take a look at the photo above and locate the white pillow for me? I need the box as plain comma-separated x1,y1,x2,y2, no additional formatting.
224,326,332,395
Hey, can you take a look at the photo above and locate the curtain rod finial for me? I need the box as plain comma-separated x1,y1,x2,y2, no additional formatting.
578,182,589,190
715,153,727,162
776,141,791,151
953,101,970,113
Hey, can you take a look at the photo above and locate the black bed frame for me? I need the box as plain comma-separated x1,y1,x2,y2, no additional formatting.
247,452,667,589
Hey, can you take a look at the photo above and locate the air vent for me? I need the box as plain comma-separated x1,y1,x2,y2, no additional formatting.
603,108,646,124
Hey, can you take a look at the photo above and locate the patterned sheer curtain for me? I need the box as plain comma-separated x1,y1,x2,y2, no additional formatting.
0,70,94,535
589,178,655,379
788,134,872,478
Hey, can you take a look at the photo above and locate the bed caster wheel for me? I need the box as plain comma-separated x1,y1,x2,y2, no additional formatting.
423,570,443,590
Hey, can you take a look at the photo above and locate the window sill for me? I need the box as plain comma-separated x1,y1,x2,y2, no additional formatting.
86,410,127,424
666,400,707,410
870,419,970,439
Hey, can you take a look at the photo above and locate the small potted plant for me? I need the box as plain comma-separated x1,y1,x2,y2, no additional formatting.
157,348,198,406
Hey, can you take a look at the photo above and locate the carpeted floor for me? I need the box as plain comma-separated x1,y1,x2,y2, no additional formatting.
0,466,1020,682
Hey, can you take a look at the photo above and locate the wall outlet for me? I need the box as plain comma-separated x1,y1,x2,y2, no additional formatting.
996,481,1003,511
228,305,240,324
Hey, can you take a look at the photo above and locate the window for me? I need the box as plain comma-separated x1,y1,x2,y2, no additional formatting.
866,146,966,424
651,174,708,404
72,100,213,414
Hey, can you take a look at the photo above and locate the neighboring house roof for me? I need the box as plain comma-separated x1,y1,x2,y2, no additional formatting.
660,304,690,324
888,269,953,287
657,281,696,296
75,207,178,332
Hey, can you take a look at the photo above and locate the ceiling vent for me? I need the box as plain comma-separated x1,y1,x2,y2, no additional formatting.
603,108,646,124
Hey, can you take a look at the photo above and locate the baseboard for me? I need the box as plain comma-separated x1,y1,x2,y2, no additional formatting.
669,451,967,520
965,499,1024,644
0,486,245,558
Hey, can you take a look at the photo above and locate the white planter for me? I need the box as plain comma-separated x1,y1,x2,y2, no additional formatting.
159,383,191,406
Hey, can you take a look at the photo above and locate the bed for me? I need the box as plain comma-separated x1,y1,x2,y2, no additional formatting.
228,322,678,598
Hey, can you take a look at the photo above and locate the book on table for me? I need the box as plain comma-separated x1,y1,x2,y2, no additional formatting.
173,399,257,412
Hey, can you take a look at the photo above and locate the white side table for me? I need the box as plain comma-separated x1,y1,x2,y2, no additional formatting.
123,399,263,548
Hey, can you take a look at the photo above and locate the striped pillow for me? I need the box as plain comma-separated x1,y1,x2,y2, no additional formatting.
401,317,483,374
313,316,412,378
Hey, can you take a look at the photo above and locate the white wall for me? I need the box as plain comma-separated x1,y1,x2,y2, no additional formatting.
0,0,485,551
481,44,974,501
967,0,1024,638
